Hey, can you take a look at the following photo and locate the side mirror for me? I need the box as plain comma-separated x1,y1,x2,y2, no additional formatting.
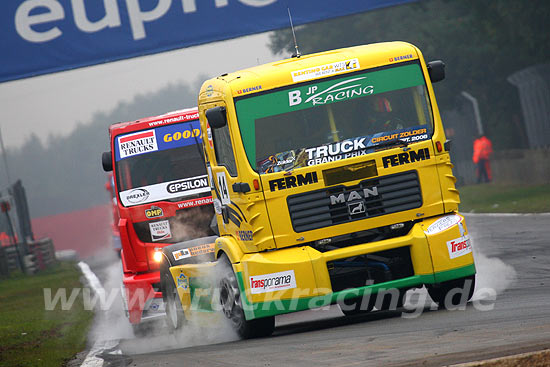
102,151,113,172
427,60,445,83
206,106,227,129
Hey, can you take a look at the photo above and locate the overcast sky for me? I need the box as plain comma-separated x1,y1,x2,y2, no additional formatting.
0,32,279,150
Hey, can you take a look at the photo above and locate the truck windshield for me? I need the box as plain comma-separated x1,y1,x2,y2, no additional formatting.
114,120,210,207
235,62,434,173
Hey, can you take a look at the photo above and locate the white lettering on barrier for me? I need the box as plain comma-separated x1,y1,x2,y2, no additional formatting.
15,0,64,43
126,0,171,40
72,0,121,33
14,0,279,43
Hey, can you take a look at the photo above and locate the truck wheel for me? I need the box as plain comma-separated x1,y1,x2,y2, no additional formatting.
427,275,475,310
217,255,275,339
163,271,185,331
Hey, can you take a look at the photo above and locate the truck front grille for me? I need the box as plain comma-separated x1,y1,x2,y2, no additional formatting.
287,171,422,232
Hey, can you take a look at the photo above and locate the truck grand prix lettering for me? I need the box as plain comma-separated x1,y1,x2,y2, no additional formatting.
305,137,368,166
382,148,430,168
269,172,318,191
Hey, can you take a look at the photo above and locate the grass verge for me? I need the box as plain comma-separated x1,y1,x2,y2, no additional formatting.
0,262,93,367
458,183,550,213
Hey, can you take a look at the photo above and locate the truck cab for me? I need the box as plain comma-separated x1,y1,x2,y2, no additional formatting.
166,42,476,338
102,108,215,327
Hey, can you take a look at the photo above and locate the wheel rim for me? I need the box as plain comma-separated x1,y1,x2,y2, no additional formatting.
219,277,243,326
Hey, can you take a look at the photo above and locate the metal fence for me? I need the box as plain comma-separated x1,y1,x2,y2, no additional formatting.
508,63,550,149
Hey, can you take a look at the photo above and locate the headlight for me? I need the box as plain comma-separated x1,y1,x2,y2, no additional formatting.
153,248,163,263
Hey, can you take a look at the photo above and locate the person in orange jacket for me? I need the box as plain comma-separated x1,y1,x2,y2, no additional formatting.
472,134,493,183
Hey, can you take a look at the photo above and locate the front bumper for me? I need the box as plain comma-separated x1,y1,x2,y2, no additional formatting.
122,271,164,324
170,213,476,320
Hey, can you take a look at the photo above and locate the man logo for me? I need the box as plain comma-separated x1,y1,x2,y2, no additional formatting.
329,187,379,205
348,201,365,216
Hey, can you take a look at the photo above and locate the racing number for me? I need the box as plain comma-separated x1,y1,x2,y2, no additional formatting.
217,172,230,205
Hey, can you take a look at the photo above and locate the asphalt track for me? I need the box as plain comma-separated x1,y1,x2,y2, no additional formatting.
92,213,550,366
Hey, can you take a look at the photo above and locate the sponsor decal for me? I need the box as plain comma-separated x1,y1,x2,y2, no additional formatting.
163,128,201,142
269,172,318,191
382,148,430,168
289,77,373,107
249,270,296,294
424,214,462,235
177,273,189,290
173,243,215,260
173,248,190,261
126,188,150,204
305,137,369,166
447,235,473,259
389,54,414,62
188,243,215,257
149,220,172,242
177,196,213,209
167,175,209,194
236,230,253,242
145,206,163,219
118,130,158,159
371,128,428,144
291,59,360,82
258,151,296,174
206,122,213,149
147,112,199,127
212,198,223,215
237,85,262,94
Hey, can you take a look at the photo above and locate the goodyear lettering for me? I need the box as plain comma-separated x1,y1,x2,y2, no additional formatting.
269,172,318,191
382,148,430,168
163,128,201,142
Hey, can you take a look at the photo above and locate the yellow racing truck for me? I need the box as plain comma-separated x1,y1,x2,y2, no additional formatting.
162,41,476,338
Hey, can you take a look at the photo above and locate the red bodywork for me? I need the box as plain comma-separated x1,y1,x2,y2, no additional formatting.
108,108,213,324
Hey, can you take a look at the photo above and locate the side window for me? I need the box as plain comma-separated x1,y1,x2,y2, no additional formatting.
212,124,238,177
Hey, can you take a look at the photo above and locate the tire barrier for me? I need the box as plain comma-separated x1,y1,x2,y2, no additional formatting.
0,238,56,277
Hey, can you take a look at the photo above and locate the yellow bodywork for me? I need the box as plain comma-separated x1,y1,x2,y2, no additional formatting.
168,42,476,320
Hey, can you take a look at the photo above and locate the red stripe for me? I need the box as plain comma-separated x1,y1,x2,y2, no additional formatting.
120,131,154,143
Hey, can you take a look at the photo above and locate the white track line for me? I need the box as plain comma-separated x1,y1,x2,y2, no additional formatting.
77,261,121,367
464,212,550,217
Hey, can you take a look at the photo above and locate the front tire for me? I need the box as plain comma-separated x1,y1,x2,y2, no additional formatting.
427,275,476,309
162,268,185,331
217,255,275,339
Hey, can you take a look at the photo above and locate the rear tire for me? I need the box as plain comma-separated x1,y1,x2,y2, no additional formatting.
217,254,275,339
427,275,475,309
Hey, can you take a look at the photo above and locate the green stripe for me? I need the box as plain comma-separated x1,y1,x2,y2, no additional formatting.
235,263,476,320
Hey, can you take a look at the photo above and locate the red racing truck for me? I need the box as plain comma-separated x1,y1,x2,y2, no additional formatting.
101,108,215,329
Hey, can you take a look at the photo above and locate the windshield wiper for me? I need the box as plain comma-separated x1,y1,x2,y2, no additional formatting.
372,138,409,151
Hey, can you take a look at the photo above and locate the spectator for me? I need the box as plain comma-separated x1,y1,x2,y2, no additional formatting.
472,134,493,183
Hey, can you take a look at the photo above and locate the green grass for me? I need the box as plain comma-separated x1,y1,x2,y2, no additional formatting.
0,262,94,367
458,183,550,213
